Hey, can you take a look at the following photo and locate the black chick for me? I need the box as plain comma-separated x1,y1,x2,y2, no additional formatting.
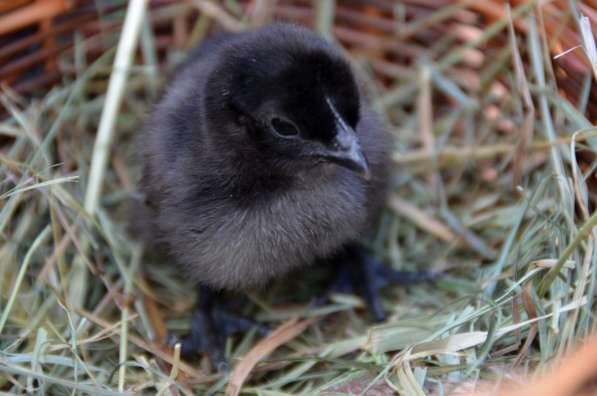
139,23,423,371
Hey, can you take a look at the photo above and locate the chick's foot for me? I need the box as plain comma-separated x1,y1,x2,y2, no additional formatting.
169,286,267,373
325,244,437,322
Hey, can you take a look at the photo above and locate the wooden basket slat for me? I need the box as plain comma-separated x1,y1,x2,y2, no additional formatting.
0,11,96,63
0,0,33,15
0,0,72,36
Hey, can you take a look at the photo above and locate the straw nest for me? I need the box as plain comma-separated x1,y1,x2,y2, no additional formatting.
0,1,596,395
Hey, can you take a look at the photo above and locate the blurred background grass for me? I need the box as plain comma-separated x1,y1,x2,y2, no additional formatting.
0,0,596,395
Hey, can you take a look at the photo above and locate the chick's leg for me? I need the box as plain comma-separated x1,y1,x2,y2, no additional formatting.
327,244,435,322
171,286,266,372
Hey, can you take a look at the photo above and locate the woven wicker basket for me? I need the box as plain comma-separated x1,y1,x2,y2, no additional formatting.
1,0,595,122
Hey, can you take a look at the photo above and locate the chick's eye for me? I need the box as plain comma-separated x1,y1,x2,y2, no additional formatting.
270,117,299,137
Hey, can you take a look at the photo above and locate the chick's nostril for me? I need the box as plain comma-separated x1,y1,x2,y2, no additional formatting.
334,125,354,150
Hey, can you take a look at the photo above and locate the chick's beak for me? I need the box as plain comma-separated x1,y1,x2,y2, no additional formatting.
324,123,370,180
321,95,370,179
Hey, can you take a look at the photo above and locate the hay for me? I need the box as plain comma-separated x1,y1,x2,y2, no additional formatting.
0,1,596,395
